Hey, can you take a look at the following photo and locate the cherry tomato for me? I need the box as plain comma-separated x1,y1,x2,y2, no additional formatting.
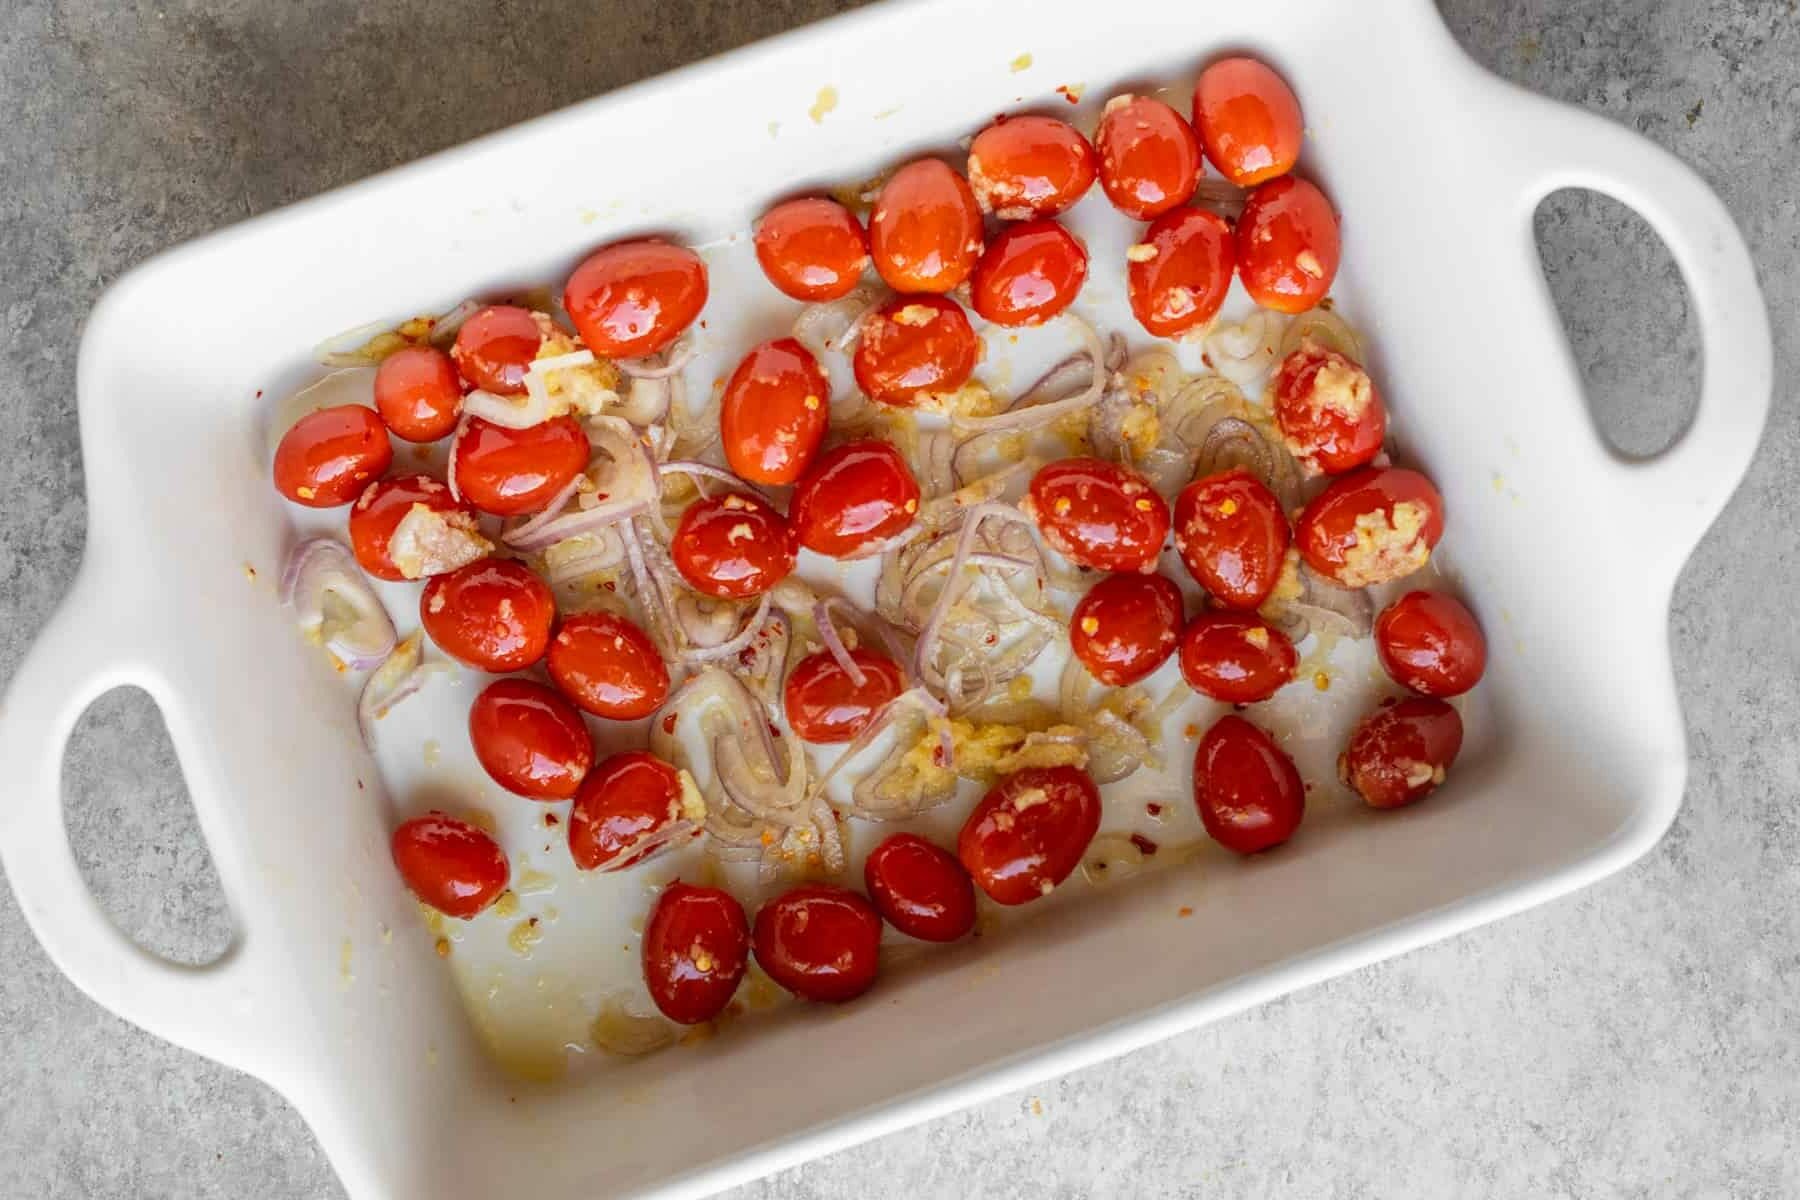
1340,697,1464,809
788,440,922,557
671,491,795,599
869,158,984,293
451,414,589,516
1070,573,1183,686
852,294,978,407
1374,591,1486,697
1126,207,1236,338
1173,468,1291,609
958,764,1101,905
720,338,831,485
1272,344,1386,475
1026,457,1170,574
451,305,545,396
1193,714,1304,855
642,881,750,1024
752,884,883,1003
374,345,463,442
1236,175,1340,313
568,751,700,871
967,114,1098,219
754,197,869,302
864,833,977,942
272,405,392,507
1094,94,1201,220
468,677,593,800
391,812,509,919
1296,467,1444,588
783,648,906,743
419,558,554,672
545,611,669,720
563,239,707,360
348,474,477,582
1178,611,1298,704
970,219,1089,327
1193,57,1303,187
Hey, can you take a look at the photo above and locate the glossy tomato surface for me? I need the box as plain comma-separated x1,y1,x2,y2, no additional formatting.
419,558,554,672
754,197,870,301
1297,467,1444,588
347,474,471,581
468,677,594,800
1237,175,1340,313
1194,714,1304,854
968,114,1096,219
1094,94,1201,219
374,345,463,442
970,219,1088,327
752,884,883,1003
1126,207,1236,338
273,404,392,507
564,239,708,359
783,648,905,743
1193,57,1303,187
788,439,921,557
451,414,590,516
1027,457,1170,574
568,751,699,871
1272,344,1386,475
671,492,795,598
391,812,509,919
958,765,1102,905
720,338,830,485
864,833,976,942
869,159,984,293
1340,697,1464,809
1374,591,1486,697
451,306,546,396
1070,573,1184,686
1172,467,1291,608
852,294,978,406
642,882,750,1024
547,611,670,720
1179,611,1298,704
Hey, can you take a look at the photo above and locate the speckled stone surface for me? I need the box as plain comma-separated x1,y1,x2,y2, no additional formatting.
1,2,1795,1196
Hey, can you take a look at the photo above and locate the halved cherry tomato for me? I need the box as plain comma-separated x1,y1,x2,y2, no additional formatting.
967,114,1098,219
1193,57,1303,187
869,159,983,293
788,439,922,557
1173,467,1291,609
1272,344,1385,475
348,474,481,582
468,677,594,800
1297,467,1444,588
1070,573,1183,686
720,338,831,485
643,881,750,1024
958,764,1101,905
671,492,795,599
451,305,546,396
451,414,589,516
375,345,463,442
970,219,1088,327
1178,611,1298,704
1193,714,1304,854
568,751,700,871
419,558,554,672
1374,591,1486,697
273,405,392,507
852,294,978,406
864,833,976,942
783,648,905,743
752,884,882,1003
563,239,708,359
754,197,869,301
1094,94,1201,220
1340,697,1464,809
547,611,669,720
1026,457,1170,574
391,812,509,919
1236,175,1340,313
1126,207,1236,338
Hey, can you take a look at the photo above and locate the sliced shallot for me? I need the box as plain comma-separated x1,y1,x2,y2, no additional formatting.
282,538,396,670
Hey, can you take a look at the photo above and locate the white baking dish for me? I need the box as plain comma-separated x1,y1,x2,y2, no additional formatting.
0,0,1769,1195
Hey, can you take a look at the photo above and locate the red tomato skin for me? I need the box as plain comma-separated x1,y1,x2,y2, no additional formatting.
1236,175,1341,313
970,219,1089,327
1126,207,1237,338
1193,57,1304,187
1094,95,1202,220
754,197,870,301
720,338,831,485
568,751,697,871
788,439,922,557
1027,457,1170,574
852,294,979,407
348,474,471,582
1070,573,1184,686
671,492,796,598
1340,697,1464,809
391,812,509,919
451,306,545,396
1193,715,1304,854
967,115,1098,219
468,678,594,801
783,648,906,743
1178,611,1298,704
864,833,977,942
1296,467,1445,589
546,611,670,720
752,884,883,1003
1272,345,1386,476
1172,468,1292,609
451,415,590,517
958,765,1102,905
1374,591,1487,697
419,558,554,672
375,346,463,442
869,159,984,293
563,239,708,359
273,405,393,507
643,882,750,1024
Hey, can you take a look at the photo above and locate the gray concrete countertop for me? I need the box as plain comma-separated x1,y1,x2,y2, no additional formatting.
2,2,1795,1196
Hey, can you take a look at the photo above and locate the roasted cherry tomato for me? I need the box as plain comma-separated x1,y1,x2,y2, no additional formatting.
1236,175,1340,313
970,219,1088,327
348,474,482,582
1193,57,1303,187
852,294,978,406
869,159,984,293
1272,344,1386,475
643,881,750,1024
1374,591,1486,697
1340,697,1464,809
864,833,976,942
958,764,1102,905
1178,611,1298,704
1173,468,1291,609
564,239,708,359
451,414,590,516
752,884,883,1003
374,345,463,442
720,338,831,485
451,305,546,396
419,558,554,672
1194,714,1304,855
783,648,906,743
390,812,509,919
568,751,700,871
754,197,870,302
547,611,670,720
967,114,1098,219
1027,457,1170,574
273,404,393,507
1094,94,1201,220
1070,573,1183,686
1126,207,1236,338
468,677,593,800
671,491,795,598
788,439,922,557
1297,467,1444,588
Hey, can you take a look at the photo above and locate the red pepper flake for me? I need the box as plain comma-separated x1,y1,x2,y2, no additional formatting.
255,389,264,399
662,712,679,734
1145,801,1163,817
1177,905,1194,918
1055,84,1080,104
1201,353,1214,369
356,779,365,791
603,580,617,592
543,812,560,827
